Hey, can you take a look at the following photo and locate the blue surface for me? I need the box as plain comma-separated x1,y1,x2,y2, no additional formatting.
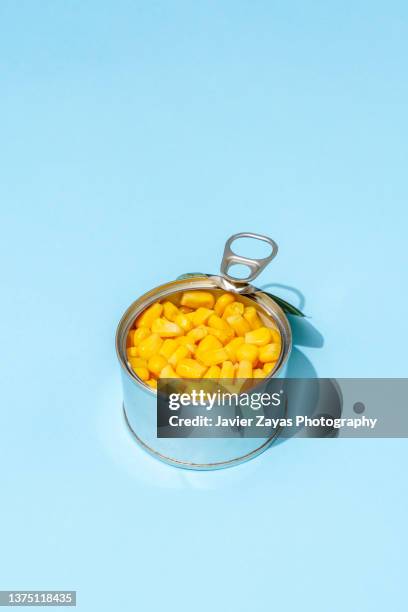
1,2,407,610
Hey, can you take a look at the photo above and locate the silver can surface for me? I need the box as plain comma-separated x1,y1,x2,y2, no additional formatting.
116,233,293,470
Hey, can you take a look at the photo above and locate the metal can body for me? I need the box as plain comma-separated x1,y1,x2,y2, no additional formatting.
116,275,292,470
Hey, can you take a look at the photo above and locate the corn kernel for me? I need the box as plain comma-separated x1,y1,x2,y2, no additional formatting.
222,301,244,319
192,307,214,326
163,301,179,322
259,343,281,363
270,328,281,344
196,336,222,362
197,334,223,353
176,336,196,354
205,326,234,344
159,364,178,378
236,343,258,365
159,338,178,359
208,314,231,331
126,346,139,358
136,302,163,328
138,334,163,360
227,314,251,336
220,360,234,378
134,366,150,381
203,365,221,379
175,313,193,332
132,327,151,345
176,359,207,378
146,379,158,389
243,307,262,330
214,292,235,316
129,356,148,369
253,368,266,379
199,347,229,366
180,291,215,309
236,360,253,378
151,318,183,338
179,305,193,313
147,354,167,377
186,326,208,343
245,326,272,346
168,345,190,367
263,361,277,375
224,337,245,361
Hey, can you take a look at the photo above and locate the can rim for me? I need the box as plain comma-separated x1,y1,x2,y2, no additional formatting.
116,276,292,394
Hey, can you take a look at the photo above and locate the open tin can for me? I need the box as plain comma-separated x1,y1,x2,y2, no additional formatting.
116,232,292,469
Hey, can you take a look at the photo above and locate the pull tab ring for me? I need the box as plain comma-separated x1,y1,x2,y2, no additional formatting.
220,232,278,285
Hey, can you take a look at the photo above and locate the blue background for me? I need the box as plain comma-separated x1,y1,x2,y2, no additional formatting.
1,1,407,610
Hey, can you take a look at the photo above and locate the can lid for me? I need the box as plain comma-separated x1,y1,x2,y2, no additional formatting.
220,232,278,287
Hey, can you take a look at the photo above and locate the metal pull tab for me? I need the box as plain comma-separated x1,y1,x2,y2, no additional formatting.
220,232,278,285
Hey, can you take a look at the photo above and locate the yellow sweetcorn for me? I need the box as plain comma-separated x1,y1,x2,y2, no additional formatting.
175,313,193,332
168,345,190,367
244,327,272,347
179,305,193,313
224,337,245,362
253,368,266,379
243,307,262,330
138,334,163,360
186,326,208,343
270,328,281,344
176,336,196,354
151,318,183,338
134,366,150,381
214,292,235,316
163,301,179,322
222,301,244,319
126,346,139,358
180,291,215,309
197,334,223,353
236,343,258,365
129,291,283,388
220,360,234,378
263,362,277,375
159,364,178,378
205,326,234,344
148,354,167,377
159,338,178,359
176,359,207,379
236,360,253,378
192,307,214,326
199,347,229,367
259,343,281,363
132,327,151,345
136,302,163,328
208,314,231,331
203,365,221,379
129,356,148,370
196,336,222,363
227,314,251,336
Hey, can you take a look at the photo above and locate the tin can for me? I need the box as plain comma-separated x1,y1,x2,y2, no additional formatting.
116,232,292,470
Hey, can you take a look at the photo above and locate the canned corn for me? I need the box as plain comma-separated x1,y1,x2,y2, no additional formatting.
116,232,292,469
